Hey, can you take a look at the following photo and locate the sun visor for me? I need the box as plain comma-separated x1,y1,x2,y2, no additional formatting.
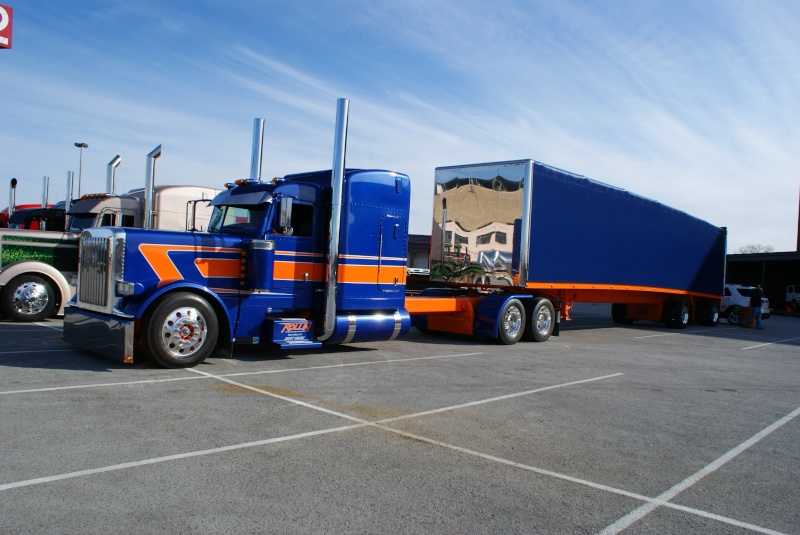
210,189,273,207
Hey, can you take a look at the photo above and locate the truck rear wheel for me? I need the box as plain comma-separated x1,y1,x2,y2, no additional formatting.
144,292,218,368
497,299,525,345
525,299,555,342
2,274,56,322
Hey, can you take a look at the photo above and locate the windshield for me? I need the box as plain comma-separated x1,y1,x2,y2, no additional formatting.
208,205,268,235
68,214,97,232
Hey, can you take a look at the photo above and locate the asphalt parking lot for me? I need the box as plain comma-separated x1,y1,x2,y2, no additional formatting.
1,304,798,534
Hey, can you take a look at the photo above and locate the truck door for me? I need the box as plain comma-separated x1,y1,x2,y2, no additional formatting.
271,201,323,308
378,214,408,293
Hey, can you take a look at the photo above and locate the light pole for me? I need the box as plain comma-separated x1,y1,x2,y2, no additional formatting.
74,142,88,198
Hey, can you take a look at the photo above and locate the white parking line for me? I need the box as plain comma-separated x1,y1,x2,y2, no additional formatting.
743,337,800,350
0,352,484,396
633,332,683,339
35,322,63,331
597,405,800,535
196,369,786,534
0,348,73,356
0,423,364,492
0,372,622,492
1,367,786,533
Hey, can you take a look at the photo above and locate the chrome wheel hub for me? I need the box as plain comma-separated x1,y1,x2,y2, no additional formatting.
12,282,49,315
161,307,207,357
535,307,552,335
503,307,523,338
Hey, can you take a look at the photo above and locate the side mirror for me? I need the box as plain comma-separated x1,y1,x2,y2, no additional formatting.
278,197,293,232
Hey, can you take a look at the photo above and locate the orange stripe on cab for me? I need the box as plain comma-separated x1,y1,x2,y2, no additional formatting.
274,261,325,282
195,258,242,278
139,244,242,282
338,265,407,285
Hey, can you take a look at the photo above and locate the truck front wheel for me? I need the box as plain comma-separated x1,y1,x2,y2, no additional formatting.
497,299,525,345
144,292,218,368
1,274,57,322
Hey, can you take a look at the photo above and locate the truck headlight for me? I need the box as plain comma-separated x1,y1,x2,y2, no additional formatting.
116,281,136,296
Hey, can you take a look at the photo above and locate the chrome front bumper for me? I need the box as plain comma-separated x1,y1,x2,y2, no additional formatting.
63,307,135,363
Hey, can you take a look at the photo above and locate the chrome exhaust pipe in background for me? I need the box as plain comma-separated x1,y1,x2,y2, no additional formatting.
8,178,17,216
106,155,122,194
65,171,74,213
42,176,50,208
144,145,161,230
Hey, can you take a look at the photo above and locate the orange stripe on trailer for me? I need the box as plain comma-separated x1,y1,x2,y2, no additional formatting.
524,282,721,300
195,258,242,278
338,264,407,285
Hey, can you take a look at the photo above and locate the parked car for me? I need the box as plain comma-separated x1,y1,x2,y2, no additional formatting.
721,284,770,324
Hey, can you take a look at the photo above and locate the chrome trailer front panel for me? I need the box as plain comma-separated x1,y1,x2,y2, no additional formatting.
431,160,532,287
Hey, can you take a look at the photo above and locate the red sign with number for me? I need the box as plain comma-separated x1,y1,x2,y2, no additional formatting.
0,5,12,49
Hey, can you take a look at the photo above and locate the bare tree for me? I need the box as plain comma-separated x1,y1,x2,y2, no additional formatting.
737,244,775,254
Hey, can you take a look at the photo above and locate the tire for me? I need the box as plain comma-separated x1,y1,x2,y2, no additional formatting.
525,298,555,342
497,298,525,345
670,300,690,329
725,306,740,325
143,292,218,368
1,274,57,322
792,300,798,312
696,300,719,326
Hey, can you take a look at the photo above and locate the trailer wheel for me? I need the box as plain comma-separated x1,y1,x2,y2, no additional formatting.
696,300,719,326
525,299,555,342
1,274,57,322
144,292,218,368
669,300,690,329
497,299,525,345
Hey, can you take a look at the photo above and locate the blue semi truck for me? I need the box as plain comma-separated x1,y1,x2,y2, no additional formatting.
63,99,726,367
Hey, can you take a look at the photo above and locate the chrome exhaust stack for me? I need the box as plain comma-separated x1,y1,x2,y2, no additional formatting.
318,98,349,342
42,176,50,208
144,145,161,230
65,171,74,214
106,155,122,194
250,118,265,181
8,178,17,216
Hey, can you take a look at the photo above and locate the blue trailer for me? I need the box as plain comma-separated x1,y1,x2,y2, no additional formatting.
406,160,726,338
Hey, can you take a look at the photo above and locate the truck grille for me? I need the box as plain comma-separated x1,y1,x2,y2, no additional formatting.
76,230,121,312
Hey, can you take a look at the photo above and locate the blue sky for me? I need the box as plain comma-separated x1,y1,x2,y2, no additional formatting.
2,1,798,252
